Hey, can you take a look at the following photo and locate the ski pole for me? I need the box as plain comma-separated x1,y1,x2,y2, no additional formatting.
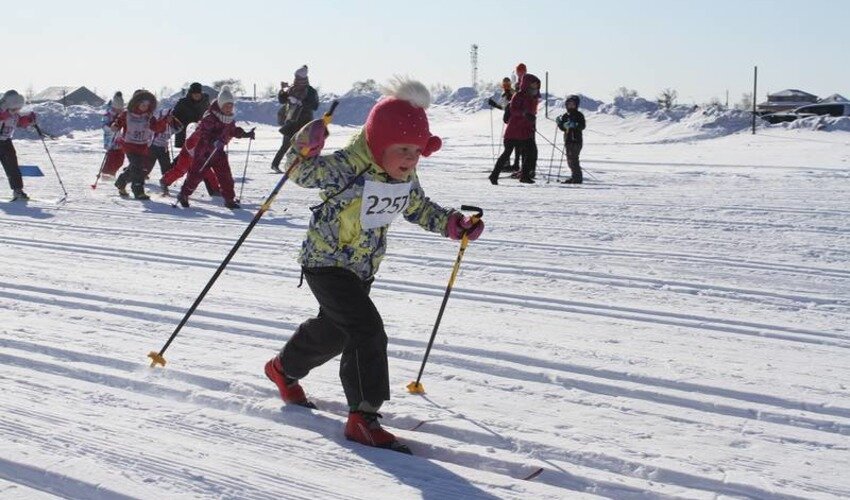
534,128,598,181
170,143,226,207
148,101,339,368
489,106,495,161
34,125,68,201
237,132,254,203
407,205,483,394
91,133,119,190
546,123,558,184
555,140,565,182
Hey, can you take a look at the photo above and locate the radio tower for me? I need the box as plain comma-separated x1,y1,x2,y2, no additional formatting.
470,44,479,89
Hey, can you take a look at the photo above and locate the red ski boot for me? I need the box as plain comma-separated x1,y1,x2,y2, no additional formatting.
264,357,314,408
345,411,411,454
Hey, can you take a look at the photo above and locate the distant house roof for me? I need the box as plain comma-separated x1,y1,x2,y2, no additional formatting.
819,93,849,103
31,86,77,102
31,86,105,107
768,89,818,99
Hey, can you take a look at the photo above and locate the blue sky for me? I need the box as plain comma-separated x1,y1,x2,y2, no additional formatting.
4,0,848,104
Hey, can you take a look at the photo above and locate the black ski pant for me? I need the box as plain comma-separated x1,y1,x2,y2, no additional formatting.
149,145,172,175
490,138,537,180
0,140,22,191
271,120,307,168
116,152,154,195
279,267,389,410
566,142,583,183
491,138,527,178
525,138,538,179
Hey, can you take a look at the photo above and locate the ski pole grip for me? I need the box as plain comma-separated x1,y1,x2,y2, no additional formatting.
322,101,339,125
460,205,483,222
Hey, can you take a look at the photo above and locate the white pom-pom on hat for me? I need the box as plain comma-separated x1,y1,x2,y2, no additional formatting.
217,86,234,106
381,76,431,110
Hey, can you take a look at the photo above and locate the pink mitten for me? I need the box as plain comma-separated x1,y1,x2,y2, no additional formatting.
447,212,484,241
293,118,328,158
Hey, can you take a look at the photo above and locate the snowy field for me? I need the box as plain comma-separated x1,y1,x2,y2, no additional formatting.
1,107,849,499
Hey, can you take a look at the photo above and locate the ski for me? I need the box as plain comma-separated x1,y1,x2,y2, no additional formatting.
280,401,544,478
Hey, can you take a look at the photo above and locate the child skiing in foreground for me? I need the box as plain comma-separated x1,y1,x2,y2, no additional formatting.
0,90,38,201
176,86,254,209
556,95,586,184
159,125,221,197
111,90,168,199
264,78,485,453
101,92,126,177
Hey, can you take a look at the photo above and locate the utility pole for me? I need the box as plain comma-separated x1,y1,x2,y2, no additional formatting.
470,44,479,89
725,89,729,109
752,66,758,135
545,71,549,118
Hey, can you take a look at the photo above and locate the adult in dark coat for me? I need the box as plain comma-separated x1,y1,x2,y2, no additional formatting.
270,65,319,172
172,82,217,194
172,82,210,148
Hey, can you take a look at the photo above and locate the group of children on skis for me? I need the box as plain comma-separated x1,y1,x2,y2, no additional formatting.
487,63,586,185
100,85,253,207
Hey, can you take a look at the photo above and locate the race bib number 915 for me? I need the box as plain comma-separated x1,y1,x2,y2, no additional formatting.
360,180,412,230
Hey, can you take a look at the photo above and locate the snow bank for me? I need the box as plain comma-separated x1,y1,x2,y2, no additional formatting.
777,115,850,132
19,83,848,141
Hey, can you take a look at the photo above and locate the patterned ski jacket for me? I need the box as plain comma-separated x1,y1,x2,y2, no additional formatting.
284,130,453,280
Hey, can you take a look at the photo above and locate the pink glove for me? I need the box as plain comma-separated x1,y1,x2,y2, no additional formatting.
292,118,328,158
447,212,484,241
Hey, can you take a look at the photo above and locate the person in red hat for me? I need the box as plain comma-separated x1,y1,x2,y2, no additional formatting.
490,72,540,184
264,77,485,453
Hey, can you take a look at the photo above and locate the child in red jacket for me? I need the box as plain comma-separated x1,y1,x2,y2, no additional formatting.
159,125,221,197
176,87,254,209
0,90,37,200
102,92,126,177
111,90,167,199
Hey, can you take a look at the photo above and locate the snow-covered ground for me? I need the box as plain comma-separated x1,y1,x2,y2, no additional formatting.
1,106,849,499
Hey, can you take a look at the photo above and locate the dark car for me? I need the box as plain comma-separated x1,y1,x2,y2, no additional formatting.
762,103,850,124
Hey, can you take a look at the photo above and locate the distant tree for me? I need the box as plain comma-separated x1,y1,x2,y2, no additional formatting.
212,78,244,95
706,96,723,108
734,92,754,111
25,85,34,102
657,88,678,110
430,83,453,103
351,79,379,94
159,86,174,99
264,83,277,98
615,87,639,100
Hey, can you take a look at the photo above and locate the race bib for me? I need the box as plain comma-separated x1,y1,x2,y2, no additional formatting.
359,180,412,230
125,113,153,145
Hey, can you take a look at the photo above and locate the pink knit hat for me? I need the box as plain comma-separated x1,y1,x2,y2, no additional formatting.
364,78,442,167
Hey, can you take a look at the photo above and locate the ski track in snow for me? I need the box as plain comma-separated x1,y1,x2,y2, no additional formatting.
2,118,849,499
